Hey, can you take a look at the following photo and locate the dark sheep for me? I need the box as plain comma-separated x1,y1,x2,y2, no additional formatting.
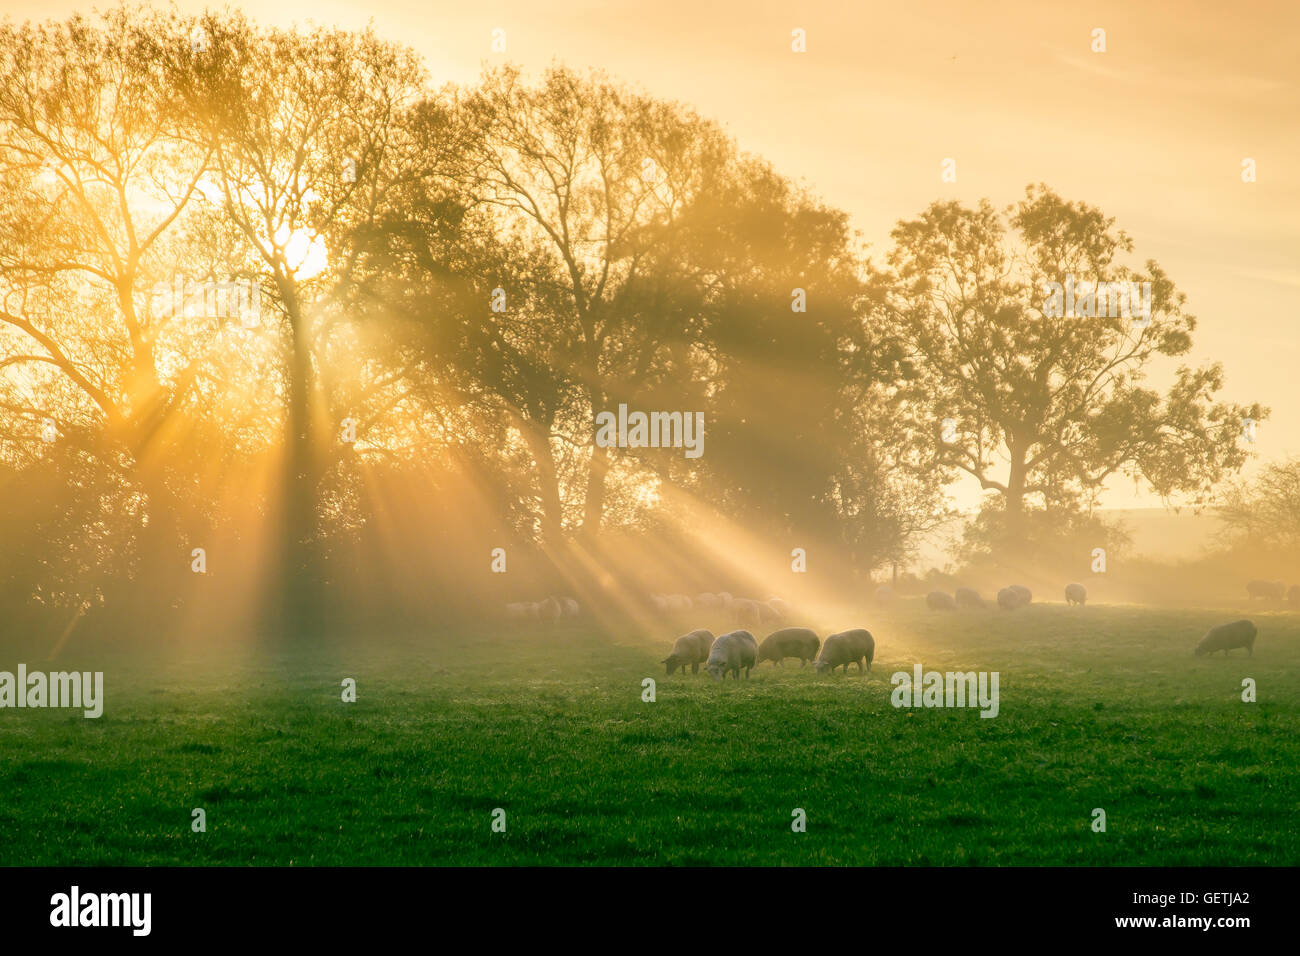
926,590,956,611
997,587,1027,611
1246,579,1285,601
954,587,985,609
1195,620,1258,657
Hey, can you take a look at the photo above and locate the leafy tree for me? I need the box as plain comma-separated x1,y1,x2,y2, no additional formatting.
882,184,1265,551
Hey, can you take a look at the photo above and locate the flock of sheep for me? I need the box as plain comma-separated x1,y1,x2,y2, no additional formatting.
504,596,581,621
1246,579,1300,606
664,625,875,680
878,582,1085,611
649,592,790,627
505,577,1276,670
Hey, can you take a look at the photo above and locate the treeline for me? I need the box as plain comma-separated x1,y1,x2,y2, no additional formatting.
0,9,1262,643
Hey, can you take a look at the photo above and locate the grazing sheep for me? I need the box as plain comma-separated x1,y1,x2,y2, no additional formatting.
716,591,734,609
757,627,820,667
695,592,721,609
996,587,1023,611
705,630,759,680
1064,583,1087,606
1195,619,1258,657
814,629,875,675
537,596,562,622
1289,585,1300,609
561,597,580,617
732,598,762,627
767,596,791,620
756,600,783,625
954,587,984,609
663,629,715,675
1246,579,1286,601
874,585,895,604
926,590,957,611
504,601,537,620
667,593,695,612
1009,585,1032,606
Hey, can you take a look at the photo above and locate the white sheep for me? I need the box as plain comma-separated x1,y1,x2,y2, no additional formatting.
504,601,536,620
705,630,758,680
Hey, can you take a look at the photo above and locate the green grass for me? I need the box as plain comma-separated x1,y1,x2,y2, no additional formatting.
2,601,1297,865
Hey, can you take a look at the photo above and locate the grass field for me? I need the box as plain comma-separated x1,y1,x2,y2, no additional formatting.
2,600,1298,866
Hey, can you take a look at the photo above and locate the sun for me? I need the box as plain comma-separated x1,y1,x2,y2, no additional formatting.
275,224,330,279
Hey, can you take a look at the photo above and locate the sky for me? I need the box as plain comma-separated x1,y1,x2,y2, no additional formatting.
9,0,1298,512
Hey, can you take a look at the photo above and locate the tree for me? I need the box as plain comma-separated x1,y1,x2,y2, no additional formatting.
457,66,733,541
1218,458,1300,551
171,14,427,634
882,184,1265,551
0,8,213,620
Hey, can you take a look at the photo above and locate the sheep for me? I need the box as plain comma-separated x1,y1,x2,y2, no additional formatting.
757,627,820,667
954,587,984,609
1064,583,1087,606
663,629,715,675
1195,619,1258,657
705,630,758,680
756,600,783,625
996,587,1022,611
1290,585,1300,609
814,628,875,675
695,592,721,609
1246,580,1286,601
874,585,895,604
716,591,734,609
658,593,685,612
1009,585,1032,606
504,601,537,620
537,596,562,622
766,596,791,620
926,590,956,611
731,598,762,627
560,596,580,617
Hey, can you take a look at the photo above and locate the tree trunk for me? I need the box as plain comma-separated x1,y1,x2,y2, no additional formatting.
279,279,321,640
520,418,564,546
580,381,609,540
1004,446,1028,551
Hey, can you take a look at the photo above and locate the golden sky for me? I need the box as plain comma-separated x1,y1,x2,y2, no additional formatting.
10,0,1298,511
